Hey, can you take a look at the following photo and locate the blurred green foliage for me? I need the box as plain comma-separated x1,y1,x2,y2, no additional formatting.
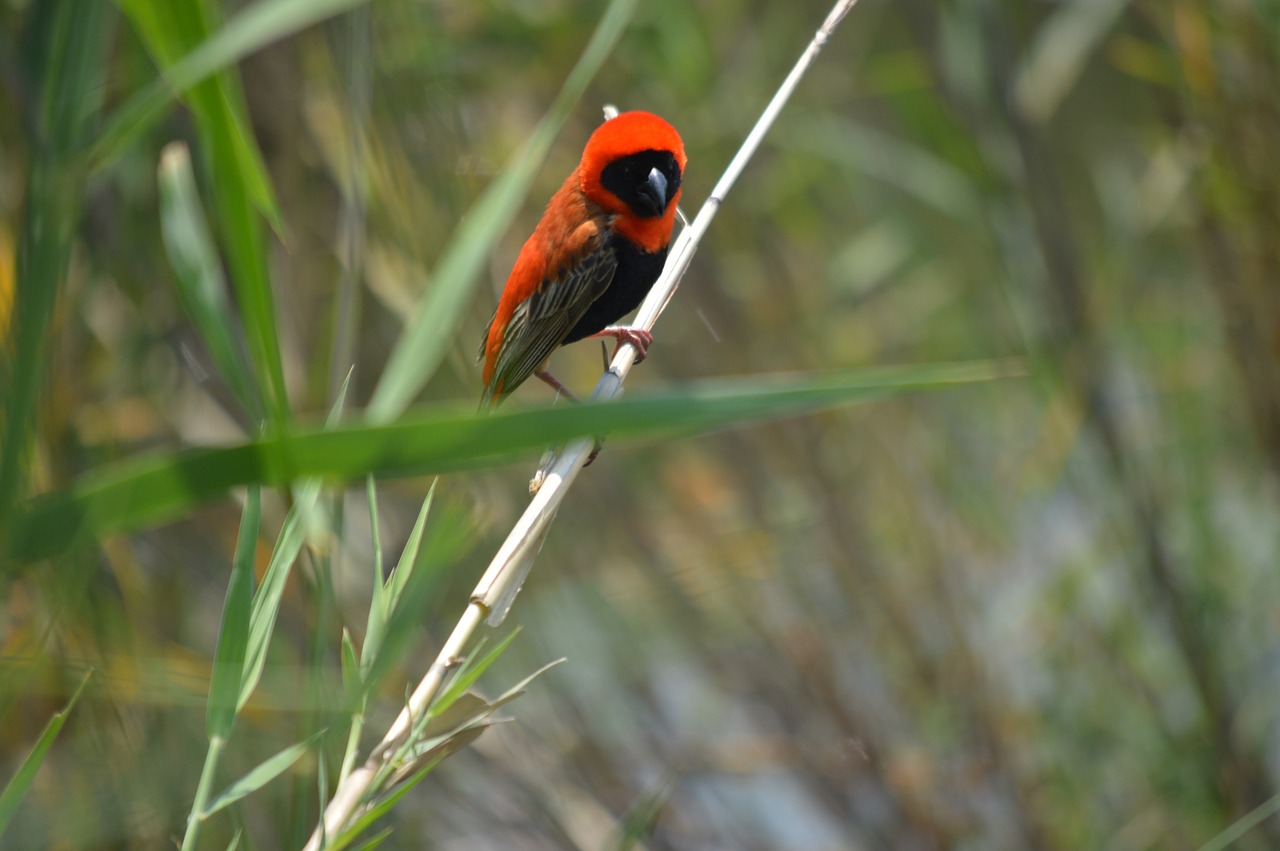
2,0,1280,849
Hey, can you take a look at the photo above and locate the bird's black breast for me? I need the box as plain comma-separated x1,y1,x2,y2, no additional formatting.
562,233,666,345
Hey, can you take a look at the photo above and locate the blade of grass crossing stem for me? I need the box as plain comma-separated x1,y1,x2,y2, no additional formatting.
202,734,319,818
365,0,638,422
328,771,434,851
9,361,1023,563
208,487,260,740
92,0,375,175
116,0,282,228
0,671,92,839
159,143,263,421
428,630,521,721
0,3,108,546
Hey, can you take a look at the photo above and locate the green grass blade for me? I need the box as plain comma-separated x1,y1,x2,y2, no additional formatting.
341,629,362,710
202,735,317,818
325,761,439,851
114,0,320,430
10,360,1021,562
92,0,375,176
1197,791,1280,851
0,670,92,838
360,505,474,696
116,0,282,228
239,480,322,711
158,142,262,420
429,631,522,720
365,0,639,422
346,828,394,851
207,487,260,740
387,480,436,603
0,3,109,548
361,481,435,679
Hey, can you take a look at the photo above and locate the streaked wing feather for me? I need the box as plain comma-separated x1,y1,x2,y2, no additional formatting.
488,246,617,399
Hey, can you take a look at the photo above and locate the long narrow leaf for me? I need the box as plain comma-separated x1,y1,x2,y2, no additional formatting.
361,481,435,679
10,360,1021,562
202,735,317,817
239,480,321,710
0,671,92,838
207,487,260,739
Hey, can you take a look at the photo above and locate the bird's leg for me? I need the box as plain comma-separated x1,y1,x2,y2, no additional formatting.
588,326,653,363
531,370,604,470
535,370,580,403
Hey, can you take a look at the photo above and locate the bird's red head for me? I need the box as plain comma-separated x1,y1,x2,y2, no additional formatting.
579,111,686,253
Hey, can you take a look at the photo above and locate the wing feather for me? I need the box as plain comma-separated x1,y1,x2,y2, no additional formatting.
481,233,617,405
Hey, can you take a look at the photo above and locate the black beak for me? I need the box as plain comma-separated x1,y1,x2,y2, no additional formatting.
636,167,669,217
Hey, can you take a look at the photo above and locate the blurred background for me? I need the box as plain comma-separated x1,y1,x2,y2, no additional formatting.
3,0,1280,848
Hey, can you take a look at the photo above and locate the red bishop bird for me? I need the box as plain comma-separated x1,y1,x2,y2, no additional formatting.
480,110,686,407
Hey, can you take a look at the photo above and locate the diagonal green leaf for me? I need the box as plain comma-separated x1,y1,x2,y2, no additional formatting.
346,828,394,851
429,631,523,722
10,360,1022,563
202,734,318,818
208,487,260,739
365,0,639,422
0,671,92,839
325,759,439,851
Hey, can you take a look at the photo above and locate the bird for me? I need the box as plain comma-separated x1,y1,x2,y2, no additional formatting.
479,110,686,408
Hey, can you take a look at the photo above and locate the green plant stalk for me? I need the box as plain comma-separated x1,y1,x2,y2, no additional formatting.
182,734,227,851
337,706,366,788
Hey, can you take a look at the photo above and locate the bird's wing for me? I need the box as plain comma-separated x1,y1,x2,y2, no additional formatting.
483,227,617,405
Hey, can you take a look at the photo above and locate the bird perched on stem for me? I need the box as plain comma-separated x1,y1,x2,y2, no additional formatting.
479,111,686,407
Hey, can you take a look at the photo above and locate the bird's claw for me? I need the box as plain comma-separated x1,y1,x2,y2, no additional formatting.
596,326,653,363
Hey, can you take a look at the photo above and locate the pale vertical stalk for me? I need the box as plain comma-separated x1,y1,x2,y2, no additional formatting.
181,735,226,851
305,1,857,846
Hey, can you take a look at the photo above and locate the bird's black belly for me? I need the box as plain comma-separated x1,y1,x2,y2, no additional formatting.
562,235,666,345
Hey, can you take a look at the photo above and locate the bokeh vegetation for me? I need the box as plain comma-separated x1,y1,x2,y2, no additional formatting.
3,0,1279,848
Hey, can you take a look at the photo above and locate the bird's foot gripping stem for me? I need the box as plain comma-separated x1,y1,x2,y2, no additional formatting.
589,326,653,363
